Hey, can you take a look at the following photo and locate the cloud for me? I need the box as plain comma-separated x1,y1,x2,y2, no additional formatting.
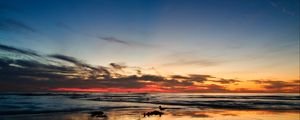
0,43,40,57
202,84,229,92
253,80,299,91
161,51,226,67
0,43,167,91
0,43,297,93
266,0,298,17
293,80,300,83
0,19,37,33
0,44,210,92
56,22,75,32
170,74,212,83
48,55,90,70
57,22,150,47
187,74,214,82
98,36,132,46
182,84,230,93
48,54,85,66
210,78,240,84
162,59,223,67
97,36,155,47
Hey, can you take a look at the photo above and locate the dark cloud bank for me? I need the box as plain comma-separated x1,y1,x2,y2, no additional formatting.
0,43,298,92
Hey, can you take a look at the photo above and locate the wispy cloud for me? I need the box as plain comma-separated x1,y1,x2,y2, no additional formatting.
109,63,127,70
252,80,300,92
0,19,37,33
98,36,132,46
0,43,298,93
0,43,40,57
57,22,150,47
266,0,298,17
161,51,225,67
162,59,223,67
210,79,240,84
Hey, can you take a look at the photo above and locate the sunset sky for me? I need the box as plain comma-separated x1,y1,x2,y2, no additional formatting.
0,0,299,92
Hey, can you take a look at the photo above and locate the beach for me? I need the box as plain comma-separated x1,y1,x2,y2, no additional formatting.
1,108,299,120
0,93,299,120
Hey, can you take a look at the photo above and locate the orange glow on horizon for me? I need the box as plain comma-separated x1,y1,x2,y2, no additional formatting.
50,86,300,93
51,87,179,93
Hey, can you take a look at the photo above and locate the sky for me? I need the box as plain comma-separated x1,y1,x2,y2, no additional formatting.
0,0,299,92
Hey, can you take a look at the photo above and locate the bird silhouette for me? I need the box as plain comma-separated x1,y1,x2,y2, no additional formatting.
159,106,166,111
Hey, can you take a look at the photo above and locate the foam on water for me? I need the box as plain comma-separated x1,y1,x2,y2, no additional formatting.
0,93,299,115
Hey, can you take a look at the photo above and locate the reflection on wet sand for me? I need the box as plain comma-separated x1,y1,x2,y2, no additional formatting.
2,108,299,120
108,109,299,120
1,93,299,120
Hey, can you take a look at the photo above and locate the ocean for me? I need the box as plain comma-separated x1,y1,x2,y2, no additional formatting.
0,93,299,120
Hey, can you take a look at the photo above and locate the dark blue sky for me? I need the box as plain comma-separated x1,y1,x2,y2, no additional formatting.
0,0,299,80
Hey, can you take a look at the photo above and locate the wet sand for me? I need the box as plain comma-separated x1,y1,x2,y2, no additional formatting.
1,93,299,120
1,108,299,120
